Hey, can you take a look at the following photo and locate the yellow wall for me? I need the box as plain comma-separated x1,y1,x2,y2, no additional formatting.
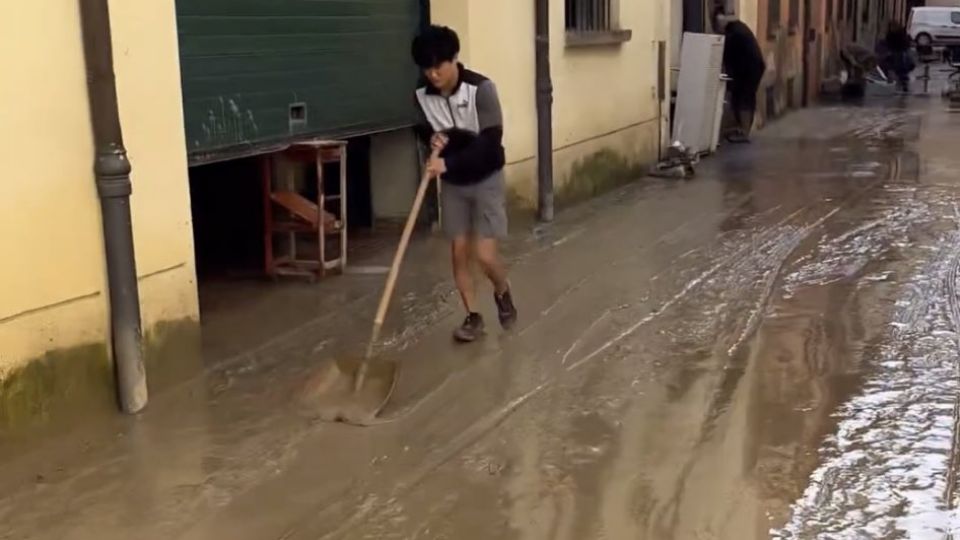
737,0,759,32
431,0,671,205
0,1,198,376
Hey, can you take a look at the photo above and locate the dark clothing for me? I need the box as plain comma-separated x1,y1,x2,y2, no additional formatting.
889,51,915,80
723,21,765,124
885,28,911,54
730,74,761,120
880,29,914,88
413,65,506,186
722,21,766,88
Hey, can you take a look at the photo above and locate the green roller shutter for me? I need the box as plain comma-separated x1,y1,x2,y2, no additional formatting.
176,0,423,164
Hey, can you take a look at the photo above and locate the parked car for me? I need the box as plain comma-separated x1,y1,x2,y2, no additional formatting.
909,7,960,48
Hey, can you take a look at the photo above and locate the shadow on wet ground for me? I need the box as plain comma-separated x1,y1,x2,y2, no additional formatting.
5,77,960,540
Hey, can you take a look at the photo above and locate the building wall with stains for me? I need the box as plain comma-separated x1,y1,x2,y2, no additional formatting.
0,1,200,432
430,0,671,207
754,0,910,124
806,0,837,103
755,0,805,122
849,0,909,49
734,0,761,31
743,0,760,31
716,0,759,31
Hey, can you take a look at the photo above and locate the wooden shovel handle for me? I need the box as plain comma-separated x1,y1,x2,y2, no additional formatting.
372,149,440,327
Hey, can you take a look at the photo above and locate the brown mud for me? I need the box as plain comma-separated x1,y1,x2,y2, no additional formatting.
3,91,960,539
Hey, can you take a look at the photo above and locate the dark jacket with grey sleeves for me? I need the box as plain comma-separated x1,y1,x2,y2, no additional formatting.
414,66,506,185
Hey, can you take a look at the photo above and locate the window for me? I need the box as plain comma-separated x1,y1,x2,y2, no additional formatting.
768,0,782,37
565,0,612,32
952,11,960,25
862,1,869,24
565,0,632,46
827,0,834,24
789,0,799,30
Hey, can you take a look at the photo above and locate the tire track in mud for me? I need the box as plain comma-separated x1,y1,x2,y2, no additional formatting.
381,190,774,423
317,147,909,536
685,169,914,441
943,208,960,510
642,161,934,538
553,174,887,538
776,188,960,539
282,191,809,540
642,208,848,539
562,205,810,374
292,201,826,539
290,138,910,538
301,195,864,539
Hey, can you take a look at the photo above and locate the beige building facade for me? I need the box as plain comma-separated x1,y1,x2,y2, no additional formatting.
0,1,200,431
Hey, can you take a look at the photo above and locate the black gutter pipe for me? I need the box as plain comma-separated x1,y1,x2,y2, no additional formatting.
78,0,148,413
535,0,555,222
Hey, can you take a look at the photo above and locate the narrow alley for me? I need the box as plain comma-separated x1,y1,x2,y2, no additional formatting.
4,84,960,538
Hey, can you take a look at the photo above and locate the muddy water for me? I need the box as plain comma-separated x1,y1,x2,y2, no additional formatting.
772,117,960,535
303,106,957,539
3,102,960,539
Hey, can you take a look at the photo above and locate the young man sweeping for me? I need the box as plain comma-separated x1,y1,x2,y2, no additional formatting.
411,25,518,343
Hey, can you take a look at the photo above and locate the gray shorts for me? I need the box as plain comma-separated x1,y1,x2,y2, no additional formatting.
440,171,508,239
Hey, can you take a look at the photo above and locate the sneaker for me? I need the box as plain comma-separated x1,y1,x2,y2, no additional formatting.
454,313,484,343
494,288,518,329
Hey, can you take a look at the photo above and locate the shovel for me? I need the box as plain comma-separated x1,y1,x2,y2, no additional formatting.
300,150,439,426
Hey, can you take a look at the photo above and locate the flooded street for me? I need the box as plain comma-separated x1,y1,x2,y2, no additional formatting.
5,95,960,539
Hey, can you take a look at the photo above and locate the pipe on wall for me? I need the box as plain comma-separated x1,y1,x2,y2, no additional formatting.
535,0,555,222
78,0,148,414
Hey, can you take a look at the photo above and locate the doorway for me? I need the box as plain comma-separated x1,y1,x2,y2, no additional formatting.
802,0,813,106
683,0,707,32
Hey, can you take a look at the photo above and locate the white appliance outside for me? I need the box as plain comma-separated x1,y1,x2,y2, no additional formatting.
674,32,726,155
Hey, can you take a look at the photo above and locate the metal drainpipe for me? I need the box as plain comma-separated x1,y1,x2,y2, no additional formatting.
535,0,555,222
78,0,148,414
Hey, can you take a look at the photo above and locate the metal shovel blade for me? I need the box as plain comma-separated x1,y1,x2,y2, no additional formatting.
297,355,400,426
296,154,437,427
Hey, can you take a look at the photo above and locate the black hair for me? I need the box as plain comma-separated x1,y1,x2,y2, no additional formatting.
411,25,460,69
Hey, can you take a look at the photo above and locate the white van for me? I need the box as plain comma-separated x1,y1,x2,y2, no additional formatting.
909,7,960,47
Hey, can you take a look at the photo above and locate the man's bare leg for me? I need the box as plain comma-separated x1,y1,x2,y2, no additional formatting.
452,235,476,312
452,235,484,341
476,237,517,328
475,238,508,293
